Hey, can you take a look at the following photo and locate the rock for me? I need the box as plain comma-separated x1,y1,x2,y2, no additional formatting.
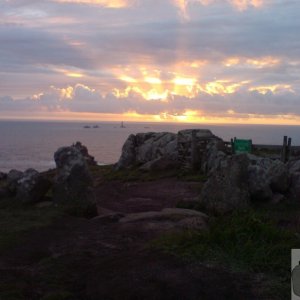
178,129,222,170
288,159,300,200
271,193,286,204
73,141,97,166
247,155,289,199
139,157,179,171
91,212,125,224
116,132,177,170
290,173,300,200
116,129,224,170
116,134,136,169
7,169,23,194
119,208,208,223
288,159,300,174
267,160,289,193
201,140,227,174
0,172,6,180
200,154,250,214
15,168,51,204
53,145,93,202
247,163,273,201
7,169,23,183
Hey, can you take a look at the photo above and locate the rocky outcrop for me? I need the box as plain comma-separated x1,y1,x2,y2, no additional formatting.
200,150,297,214
0,168,51,203
178,129,223,170
200,154,250,214
15,168,51,204
73,141,97,166
116,132,177,170
53,145,93,202
116,129,223,170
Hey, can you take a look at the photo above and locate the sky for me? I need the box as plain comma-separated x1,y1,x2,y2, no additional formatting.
1,0,300,124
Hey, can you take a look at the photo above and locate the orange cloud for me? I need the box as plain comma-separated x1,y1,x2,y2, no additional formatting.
249,84,294,94
229,0,263,11
223,56,280,68
200,80,250,95
54,0,131,8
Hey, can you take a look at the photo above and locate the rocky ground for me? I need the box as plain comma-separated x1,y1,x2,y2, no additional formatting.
0,172,270,300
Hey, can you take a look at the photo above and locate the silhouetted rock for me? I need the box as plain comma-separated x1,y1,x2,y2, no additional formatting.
15,168,51,204
0,172,6,180
73,141,97,166
53,145,93,202
7,169,23,195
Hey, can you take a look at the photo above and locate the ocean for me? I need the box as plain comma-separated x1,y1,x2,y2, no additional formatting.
0,120,300,173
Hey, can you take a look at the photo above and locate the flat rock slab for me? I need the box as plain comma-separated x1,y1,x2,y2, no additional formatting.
119,208,208,223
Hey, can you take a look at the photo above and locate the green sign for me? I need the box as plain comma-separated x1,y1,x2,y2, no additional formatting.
233,139,252,153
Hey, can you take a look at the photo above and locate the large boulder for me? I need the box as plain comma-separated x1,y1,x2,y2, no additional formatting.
6,169,24,195
73,141,97,166
116,132,177,170
247,155,290,200
116,134,137,169
267,160,290,193
15,168,51,204
116,129,223,170
53,145,93,202
0,172,6,180
200,154,250,214
247,155,273,201
288,159,300,200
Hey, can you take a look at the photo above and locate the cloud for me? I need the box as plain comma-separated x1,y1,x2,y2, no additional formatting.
173,0,265,19
1,0,300,124
53,0,133,8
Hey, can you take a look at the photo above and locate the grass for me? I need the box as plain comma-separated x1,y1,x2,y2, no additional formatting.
152,209,300,299
0,204,63,254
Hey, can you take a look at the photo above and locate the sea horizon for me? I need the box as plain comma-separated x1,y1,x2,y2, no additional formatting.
1,120,300,173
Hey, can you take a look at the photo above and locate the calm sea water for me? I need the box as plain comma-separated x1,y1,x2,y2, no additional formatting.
0,120,299,173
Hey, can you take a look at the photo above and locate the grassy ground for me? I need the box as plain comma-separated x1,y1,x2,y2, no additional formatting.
0,204,62,255
1,166,299,299
152,207,300,299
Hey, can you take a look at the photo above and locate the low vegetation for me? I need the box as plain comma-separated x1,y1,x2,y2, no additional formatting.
153,208,300,299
